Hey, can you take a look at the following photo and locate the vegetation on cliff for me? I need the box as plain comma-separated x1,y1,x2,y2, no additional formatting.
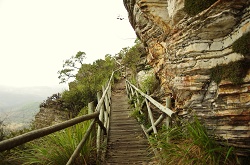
184,0,217,16
149,118,238,165
41,53,117,116
210,32,250,85
210,60,249,85
117,39,145,77
232,32,250,58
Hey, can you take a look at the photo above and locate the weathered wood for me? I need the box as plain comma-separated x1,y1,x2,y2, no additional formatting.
96,118,107,135
145,98,157,134
88,101,94,114
102,86,109,129
126,80,175,117
165,96,172,130
106,78,152,164
146,114,166,134
96,91,104,158
0,112,99,152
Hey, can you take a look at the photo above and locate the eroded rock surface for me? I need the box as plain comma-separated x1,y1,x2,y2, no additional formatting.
124,0,250,155
35,108,70,129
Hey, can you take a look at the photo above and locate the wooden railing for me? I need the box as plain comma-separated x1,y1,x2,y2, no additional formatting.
125,80,175,137
0,70,117,164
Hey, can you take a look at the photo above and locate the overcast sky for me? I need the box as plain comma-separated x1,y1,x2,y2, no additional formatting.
0,0,136,87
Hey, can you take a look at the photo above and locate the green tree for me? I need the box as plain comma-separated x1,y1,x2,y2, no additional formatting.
59,55,116,114
58,51,86,83
122,39,144,77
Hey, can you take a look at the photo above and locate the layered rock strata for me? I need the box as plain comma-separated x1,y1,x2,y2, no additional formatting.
124,0,250,155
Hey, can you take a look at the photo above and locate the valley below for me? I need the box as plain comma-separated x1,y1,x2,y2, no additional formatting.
0,85,65,131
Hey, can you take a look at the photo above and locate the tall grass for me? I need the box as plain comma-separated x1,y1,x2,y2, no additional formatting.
9,107,96,165
149,118,238,165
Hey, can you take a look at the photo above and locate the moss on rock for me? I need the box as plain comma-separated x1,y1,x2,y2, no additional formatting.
210,60,249,85
232,32,250,57
184,0,217,16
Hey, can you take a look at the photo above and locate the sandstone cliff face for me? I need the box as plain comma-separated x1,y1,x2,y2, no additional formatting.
35,108,70,129
124,0,250,155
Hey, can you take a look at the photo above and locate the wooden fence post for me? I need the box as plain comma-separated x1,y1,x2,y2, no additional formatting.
165,96,172,143
88,101,94,114
165,96,172,130
102,86,109,129
96,91,104,160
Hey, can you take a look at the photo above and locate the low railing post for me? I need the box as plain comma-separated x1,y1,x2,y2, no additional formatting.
145,98,157,134
96,91,104,159
88,101,94,114
165,96,172,143
135,90,140,107
165,96,172,130
102,86,108,129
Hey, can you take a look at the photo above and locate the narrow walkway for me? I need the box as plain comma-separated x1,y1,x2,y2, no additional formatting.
105,78,152,164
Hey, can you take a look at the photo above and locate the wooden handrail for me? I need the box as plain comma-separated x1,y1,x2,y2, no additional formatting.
126,80,175,117
0,112,99,152
0,68,120,164
125,79,175,138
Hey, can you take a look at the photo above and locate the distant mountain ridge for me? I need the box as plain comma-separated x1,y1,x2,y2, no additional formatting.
0,85,66,130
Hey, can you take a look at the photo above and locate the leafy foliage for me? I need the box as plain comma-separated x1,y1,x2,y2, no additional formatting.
130,107,147,125
210,60,249,85
58,51,86,84
184,0,217,16
140,74,158,94
57,54,116,114
149,118,237,165
40,93,63,109
120,39,145,77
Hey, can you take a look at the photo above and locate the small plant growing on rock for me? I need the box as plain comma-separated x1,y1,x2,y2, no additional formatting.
141,75,158,94
232,32,250,58
210,60,249,85
184,0,217,16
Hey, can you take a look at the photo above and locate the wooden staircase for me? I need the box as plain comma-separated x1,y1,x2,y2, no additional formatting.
105,78,152,164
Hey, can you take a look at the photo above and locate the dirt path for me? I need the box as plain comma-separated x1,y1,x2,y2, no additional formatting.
105,78,152,164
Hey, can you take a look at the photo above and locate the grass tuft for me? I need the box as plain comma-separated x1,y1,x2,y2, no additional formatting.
149,118,237,165
8,107,96,165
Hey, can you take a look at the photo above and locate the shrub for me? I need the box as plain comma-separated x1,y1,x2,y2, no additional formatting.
0,120,4,141
140,74,158,94
210,60,249,85
130,107,147,125
184,0,217,16
232,32,250,57
149,118,237,165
